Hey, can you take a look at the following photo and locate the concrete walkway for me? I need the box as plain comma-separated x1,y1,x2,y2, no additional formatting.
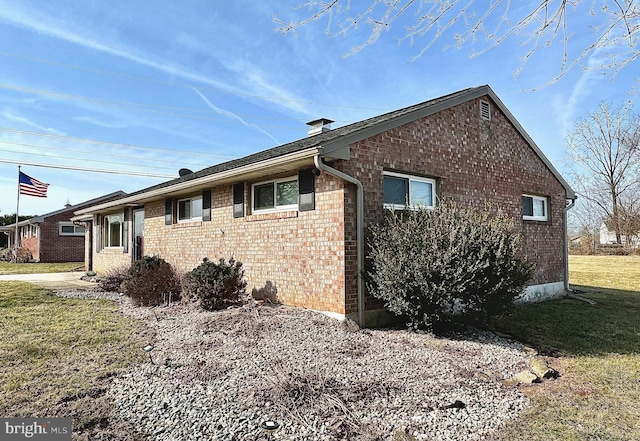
0,272,95,290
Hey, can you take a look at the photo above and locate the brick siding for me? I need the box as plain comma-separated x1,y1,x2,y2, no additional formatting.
38,212,85,262
338,96,566,294
90,94,568,316
93,173,350,314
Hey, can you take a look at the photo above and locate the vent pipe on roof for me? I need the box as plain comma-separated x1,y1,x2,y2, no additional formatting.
306,118,334,136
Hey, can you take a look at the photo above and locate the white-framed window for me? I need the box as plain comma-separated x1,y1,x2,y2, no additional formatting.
178,196,203,222
252,177,298,213
522,194,548,221
102,214,123,248
383,171,436,210
59,222,85,236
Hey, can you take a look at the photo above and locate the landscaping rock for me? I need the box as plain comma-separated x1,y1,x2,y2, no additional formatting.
530,357,560,379
393,428,417,440
55,289,533,440
514,370,539,384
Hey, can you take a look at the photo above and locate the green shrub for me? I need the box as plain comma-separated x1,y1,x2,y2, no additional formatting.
182,257,247,311
367,203,534,331
121,256,181,307
97,265,129,292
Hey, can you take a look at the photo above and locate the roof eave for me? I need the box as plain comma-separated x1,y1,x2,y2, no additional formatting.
484,89,576,200
74,147,321,216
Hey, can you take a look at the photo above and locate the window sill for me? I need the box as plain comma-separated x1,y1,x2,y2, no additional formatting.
173,221,203,228
99,247,124,253
246,210,299,222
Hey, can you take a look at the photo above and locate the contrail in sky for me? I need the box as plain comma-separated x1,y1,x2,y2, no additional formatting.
190,87,280,145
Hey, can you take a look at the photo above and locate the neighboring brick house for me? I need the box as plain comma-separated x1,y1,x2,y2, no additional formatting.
1,191,126,262
72,85,575,325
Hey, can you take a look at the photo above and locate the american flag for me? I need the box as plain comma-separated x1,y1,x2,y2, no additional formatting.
19,171,49,197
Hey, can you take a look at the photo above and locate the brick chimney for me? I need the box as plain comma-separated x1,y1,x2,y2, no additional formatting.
306,118,334,136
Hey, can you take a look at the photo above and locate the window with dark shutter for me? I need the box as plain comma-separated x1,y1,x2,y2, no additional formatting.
298,169,315,211
165,198,173,225
202,190,212,222
233,183,245,218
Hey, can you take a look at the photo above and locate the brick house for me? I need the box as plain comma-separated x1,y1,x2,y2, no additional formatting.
1,191,126,262
73,85,575,325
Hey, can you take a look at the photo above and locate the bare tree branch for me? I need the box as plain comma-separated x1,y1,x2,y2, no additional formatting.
566,101,640,246
273,0,640,85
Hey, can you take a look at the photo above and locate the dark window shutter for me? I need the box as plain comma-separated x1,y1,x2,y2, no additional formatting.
95,214,102,252
123,209,129,254
165,199,173,225
522,196,533,217
298,169,315,211
233,183,245,218
202,189,212,222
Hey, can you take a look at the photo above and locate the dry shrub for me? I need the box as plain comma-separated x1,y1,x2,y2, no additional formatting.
97,265,130,292
121,256,181,307
0,247,32,263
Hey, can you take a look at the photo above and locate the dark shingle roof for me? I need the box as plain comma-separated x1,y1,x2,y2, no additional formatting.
125,86,482,198
79,84,575,213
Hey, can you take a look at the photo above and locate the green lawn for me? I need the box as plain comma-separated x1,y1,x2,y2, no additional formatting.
0,281,149,434
0,261,84,275
493,255,640,440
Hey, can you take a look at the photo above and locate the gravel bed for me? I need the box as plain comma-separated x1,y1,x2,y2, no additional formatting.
56,290,531,440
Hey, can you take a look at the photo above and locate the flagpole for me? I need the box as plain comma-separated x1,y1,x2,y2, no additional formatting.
13,165,20,263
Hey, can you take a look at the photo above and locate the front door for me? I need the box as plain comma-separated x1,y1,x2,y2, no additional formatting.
132,208,144,261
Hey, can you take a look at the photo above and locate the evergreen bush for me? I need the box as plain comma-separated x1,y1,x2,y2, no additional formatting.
367,202,534,331
182,257,247,311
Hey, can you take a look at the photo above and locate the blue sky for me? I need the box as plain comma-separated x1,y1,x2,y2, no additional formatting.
0,0,637,216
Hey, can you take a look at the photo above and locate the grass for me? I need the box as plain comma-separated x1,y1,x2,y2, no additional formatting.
1,256,638,439
493,255,640,440
0,281,150,434
0,261,84,275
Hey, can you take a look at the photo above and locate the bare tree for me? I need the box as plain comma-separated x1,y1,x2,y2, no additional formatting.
566,102,640,246
273,1,640,83
567,197,602,254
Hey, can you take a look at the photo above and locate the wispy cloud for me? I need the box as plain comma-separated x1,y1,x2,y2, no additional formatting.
1,110,66,135
190,87,280,145
72,115,129,129
555,48,607,134
0,3,311,116
0,5,227,88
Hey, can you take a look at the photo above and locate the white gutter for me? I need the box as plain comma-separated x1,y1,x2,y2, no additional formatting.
314,155,365,327
563,197,577,292
74,147,320,216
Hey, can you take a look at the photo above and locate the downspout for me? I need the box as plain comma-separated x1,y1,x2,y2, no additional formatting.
563,197,577,293
314,155,365,327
